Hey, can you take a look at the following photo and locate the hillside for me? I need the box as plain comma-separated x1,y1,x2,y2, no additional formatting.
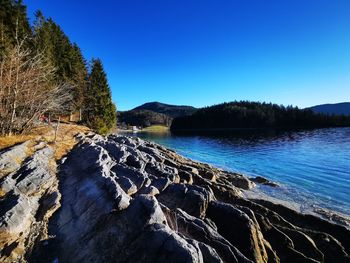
118,102,197,128
171,101,350,132
309,102,350,115
133,102,197,118
118,109,171,128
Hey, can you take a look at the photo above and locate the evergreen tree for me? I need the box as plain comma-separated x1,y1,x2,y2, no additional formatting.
69,43,88,112
0,0,32,54
1,1,117,133
85,59,116,134
33,10,53,60
171,101,350,131
33,13,88,114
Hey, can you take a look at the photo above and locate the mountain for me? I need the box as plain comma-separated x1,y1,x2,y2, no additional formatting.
309,102,350,115
118,102,197,128
132,102,197,118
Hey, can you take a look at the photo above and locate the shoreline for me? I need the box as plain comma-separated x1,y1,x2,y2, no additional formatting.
127,128,350,224
160,143,350,229
120,130,350,228
1,130,349,262
172,148,350,228
243,186,350,229
170,125,350,134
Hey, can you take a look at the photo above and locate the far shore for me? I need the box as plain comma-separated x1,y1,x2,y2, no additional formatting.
170,125,350,133
117,125,169,133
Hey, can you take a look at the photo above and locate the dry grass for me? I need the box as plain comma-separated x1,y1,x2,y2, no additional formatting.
141,125,169,133
0,135,35,150
39,123,90,160
0,123,90,160
0,188,6,198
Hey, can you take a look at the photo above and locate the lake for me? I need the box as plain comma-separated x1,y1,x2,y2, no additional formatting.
125,127,350,216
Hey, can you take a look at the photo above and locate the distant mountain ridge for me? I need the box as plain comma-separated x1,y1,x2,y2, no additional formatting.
132,102,197,118
309,102,350,115
119,101,350,129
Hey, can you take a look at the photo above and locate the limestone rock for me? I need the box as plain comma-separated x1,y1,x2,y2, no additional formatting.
207,201,268,263
0,144,60,263
1,134,349,263
0,141,31,179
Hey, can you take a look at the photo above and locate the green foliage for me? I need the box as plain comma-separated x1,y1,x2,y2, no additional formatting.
84,59,116,134
118,109,172,128
0,0,32,54
33,13,88,110
171,101,350,131
133,102,197,118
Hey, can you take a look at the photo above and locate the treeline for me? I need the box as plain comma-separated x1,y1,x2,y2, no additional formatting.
0,0,116,135
118,109,172,128
171,101,350,131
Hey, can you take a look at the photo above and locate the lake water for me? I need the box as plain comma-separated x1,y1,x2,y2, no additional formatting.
126,128,350,216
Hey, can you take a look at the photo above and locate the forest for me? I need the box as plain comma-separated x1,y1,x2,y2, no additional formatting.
0,0,116,135
118,109,172,128
171,101,350,131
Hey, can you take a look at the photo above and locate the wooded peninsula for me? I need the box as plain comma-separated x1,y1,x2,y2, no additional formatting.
171,101,350,132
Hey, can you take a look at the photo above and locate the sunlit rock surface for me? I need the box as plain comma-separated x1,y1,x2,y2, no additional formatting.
0,133,349,262
0,142,60,263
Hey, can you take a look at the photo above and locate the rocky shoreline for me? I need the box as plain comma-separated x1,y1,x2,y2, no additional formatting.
1,133,349,262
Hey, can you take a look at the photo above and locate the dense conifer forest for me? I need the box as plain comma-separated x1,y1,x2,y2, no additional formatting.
171,101,350,131
0,0,116,135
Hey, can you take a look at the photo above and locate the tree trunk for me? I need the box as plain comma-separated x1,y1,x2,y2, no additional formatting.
54,116,60,143
9,91,17,135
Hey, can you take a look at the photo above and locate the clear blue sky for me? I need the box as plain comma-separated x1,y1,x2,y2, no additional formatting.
26,0,350,111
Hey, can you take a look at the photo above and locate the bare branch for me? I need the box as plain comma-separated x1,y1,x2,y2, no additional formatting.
0,37,73,135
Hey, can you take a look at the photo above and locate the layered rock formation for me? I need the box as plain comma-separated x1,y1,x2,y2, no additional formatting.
0,141,60,262
1,133,349,262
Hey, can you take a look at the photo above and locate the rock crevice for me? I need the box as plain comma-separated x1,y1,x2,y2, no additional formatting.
0,134,349,263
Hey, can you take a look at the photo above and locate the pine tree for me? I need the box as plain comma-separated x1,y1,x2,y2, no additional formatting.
85,59,116,134
69,43,88,113
33,10,53,60
33,14,88,115
1,1,117,133
0,0,32,54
